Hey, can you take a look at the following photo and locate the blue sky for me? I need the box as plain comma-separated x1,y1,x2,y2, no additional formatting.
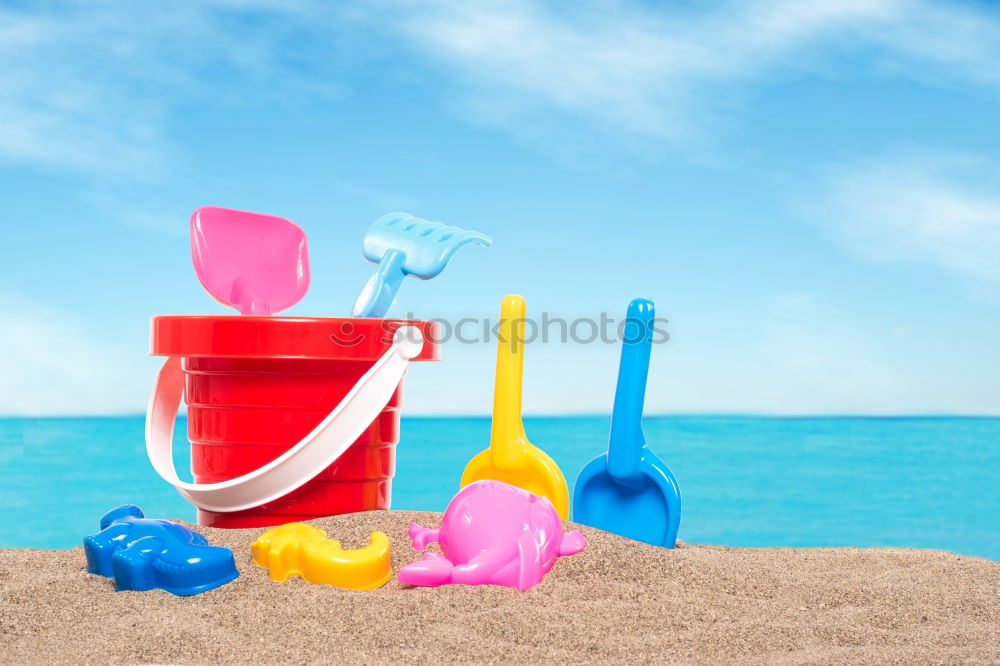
1,0,999,416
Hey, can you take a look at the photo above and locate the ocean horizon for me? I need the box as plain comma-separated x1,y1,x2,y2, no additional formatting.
3,414,998,560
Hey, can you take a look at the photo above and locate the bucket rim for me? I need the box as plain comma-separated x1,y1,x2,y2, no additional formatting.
150,315,441,361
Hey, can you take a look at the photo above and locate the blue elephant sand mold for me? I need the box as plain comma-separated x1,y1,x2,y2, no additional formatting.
84,504,238,596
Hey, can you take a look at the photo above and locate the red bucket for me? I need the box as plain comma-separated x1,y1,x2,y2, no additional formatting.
148,316,439,528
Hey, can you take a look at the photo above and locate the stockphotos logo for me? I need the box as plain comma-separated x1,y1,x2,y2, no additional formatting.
328,313,669,348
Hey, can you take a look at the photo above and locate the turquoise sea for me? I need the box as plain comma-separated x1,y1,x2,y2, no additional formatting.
2,416,997,559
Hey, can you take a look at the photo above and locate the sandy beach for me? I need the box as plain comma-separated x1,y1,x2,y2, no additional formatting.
1,510,997,665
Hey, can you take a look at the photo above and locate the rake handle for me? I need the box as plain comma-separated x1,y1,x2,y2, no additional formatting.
353,249,407,318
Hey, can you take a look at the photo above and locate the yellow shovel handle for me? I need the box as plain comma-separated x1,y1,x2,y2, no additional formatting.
490,294,528,468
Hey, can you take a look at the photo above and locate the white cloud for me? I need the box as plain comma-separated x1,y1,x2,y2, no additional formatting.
0,0,341,224
0,1,348,174
383,0,1000,155
3,1,998,177
820,149,1000,298
870,1,1000,88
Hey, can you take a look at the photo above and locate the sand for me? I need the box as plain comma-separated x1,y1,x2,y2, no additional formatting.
1,511,997,665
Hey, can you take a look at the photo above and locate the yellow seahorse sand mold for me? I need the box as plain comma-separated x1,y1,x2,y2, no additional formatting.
251,523,392,590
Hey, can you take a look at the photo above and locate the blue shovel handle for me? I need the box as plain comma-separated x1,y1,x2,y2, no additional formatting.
607,298,654,483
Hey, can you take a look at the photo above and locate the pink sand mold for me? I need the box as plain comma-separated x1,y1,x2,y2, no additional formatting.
190,206,310,315
398,480,586,591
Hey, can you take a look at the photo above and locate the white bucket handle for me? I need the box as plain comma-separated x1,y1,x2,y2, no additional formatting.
145,326,424,513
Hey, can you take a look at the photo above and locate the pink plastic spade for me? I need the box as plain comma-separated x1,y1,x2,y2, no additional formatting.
190,206,310,315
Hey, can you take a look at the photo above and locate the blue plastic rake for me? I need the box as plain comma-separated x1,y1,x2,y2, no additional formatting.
352,212,492,318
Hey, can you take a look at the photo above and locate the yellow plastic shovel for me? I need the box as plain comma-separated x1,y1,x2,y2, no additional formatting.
460,294,570,518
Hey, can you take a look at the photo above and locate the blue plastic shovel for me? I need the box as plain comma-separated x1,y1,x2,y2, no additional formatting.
573,298,681,547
